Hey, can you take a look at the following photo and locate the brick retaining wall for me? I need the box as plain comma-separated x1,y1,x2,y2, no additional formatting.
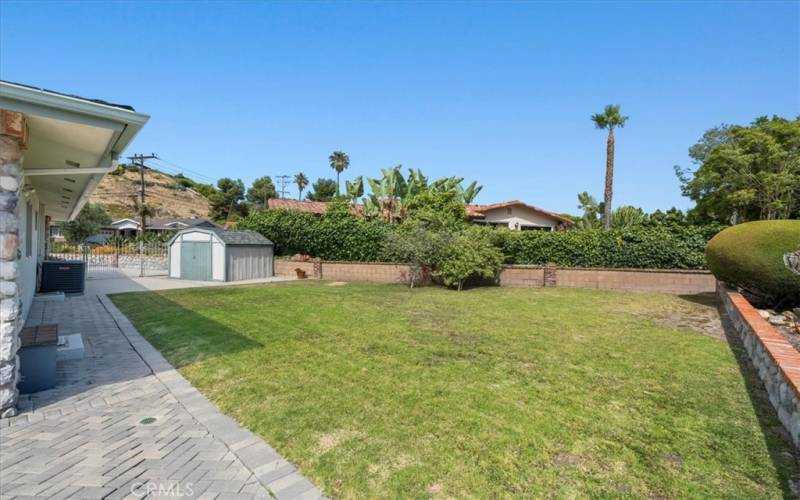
274,259,420,284
498,265,544,287
275,259,714,294
321,261,419,283
553,267,715,294
274,259,316,278
718,285,800,446
498,265,715,294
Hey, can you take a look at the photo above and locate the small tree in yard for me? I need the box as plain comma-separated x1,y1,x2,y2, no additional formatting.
384,221,451,288
61,203,111,244
436,226,504,291
786,247,800,276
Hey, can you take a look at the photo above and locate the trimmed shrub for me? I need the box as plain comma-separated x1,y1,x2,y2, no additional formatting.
240,208,722,270
501,226,719,269
239,208,389,262
706,220,800,306
436,226,504,291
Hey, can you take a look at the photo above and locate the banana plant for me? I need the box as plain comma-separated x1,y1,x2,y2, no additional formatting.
345,176,364,208
460,181,483,204
362,166,483,221
406,168,429,199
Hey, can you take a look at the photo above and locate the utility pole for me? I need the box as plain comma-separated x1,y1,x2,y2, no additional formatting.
276,175,291,199
127,153,158,277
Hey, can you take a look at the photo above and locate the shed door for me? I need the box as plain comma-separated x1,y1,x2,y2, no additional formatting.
180,241,212,280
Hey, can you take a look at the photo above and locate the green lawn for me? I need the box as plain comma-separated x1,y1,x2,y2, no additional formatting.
110,282,798,498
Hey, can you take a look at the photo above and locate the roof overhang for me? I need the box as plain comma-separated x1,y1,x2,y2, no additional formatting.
468,201,574,225
111,219,140,230
0,81,150,221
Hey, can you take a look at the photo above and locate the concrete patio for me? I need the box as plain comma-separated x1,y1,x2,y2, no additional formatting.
84,273,293,296
0,281,320,499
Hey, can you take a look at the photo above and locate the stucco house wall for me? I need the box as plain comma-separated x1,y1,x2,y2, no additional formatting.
475,205,563,230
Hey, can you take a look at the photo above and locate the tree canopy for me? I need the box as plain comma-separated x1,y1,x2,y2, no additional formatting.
246,176,277,209
329,151,350,195
590,104,628,131
61,203,111,244
676,116,800,223
294,172,309,200
306,178,338,202
209,177,246,220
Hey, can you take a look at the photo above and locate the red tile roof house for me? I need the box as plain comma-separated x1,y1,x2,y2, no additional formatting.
0,81,149,417
267,198,574,231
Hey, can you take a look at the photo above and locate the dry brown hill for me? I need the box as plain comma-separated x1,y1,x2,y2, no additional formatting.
91,168,211,220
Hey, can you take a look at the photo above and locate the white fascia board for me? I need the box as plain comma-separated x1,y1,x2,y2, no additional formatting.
0,82,149,158
0,82,150,221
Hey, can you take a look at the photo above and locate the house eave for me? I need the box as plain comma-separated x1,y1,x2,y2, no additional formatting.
1,81,150,221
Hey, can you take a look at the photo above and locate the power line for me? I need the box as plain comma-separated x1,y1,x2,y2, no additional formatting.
148,157,218,184
127,153,159,277
276,175,291,199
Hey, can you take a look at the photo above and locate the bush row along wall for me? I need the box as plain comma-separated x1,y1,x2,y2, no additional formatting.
240,210,721,270
275,260,715,294
718,285,800,446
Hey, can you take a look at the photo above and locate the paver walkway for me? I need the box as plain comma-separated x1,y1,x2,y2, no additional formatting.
0,290,322,499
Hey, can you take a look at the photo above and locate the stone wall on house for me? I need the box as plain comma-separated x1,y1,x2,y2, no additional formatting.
0,110,26,418
719,285,800,446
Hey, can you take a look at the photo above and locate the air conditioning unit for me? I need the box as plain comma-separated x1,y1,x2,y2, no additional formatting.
40,260,86,294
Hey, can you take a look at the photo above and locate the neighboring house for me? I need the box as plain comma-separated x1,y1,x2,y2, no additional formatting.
467,201,574,231
267,198,330,214
53,216,218,243
0,81,149,417
104,217,218,240
267,198,573,231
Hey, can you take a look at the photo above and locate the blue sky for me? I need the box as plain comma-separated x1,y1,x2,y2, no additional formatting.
1,1,797,214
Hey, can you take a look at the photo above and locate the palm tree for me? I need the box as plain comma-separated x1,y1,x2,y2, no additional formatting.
591,104,628,229
294,172,309,200
328,151,350,196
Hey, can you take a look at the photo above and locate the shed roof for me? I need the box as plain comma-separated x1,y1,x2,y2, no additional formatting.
208,228,273,246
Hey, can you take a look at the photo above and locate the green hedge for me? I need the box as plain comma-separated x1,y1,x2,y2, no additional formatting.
500,225,720,269
239,208,388,262
706,220,800,306
240,209,722,269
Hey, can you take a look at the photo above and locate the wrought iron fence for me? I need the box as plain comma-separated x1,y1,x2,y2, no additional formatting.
47,240,169,278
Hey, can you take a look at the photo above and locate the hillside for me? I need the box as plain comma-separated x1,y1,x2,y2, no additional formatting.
91,168,211,220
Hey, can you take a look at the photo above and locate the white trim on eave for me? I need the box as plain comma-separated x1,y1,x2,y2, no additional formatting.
1,81,150,221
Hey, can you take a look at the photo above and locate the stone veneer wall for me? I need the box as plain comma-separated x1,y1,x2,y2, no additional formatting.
718,285,800,446
0,110,26,418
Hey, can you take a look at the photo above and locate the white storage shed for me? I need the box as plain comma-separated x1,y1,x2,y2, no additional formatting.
168,228,274,281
